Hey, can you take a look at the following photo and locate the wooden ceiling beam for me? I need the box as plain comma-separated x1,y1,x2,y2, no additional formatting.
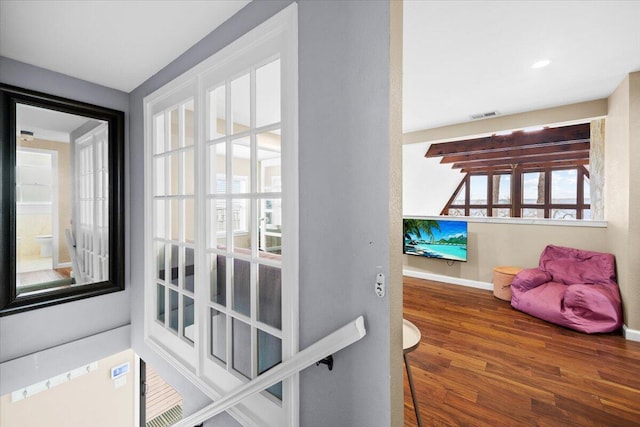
459,158,589,173
440,141,590,164
425,123,590,157
451,150,589,169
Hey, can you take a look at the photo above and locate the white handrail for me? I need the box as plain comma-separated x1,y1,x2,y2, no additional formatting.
174,316,367,427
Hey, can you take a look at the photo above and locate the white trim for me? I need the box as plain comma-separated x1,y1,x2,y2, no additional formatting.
403,268,493,291
405,215,607,228
623,325,640,342
144,5,298,427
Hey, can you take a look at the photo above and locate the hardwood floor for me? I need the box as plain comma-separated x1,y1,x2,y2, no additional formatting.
403,276,640,427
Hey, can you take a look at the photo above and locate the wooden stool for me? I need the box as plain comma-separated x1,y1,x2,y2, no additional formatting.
403,319,423,427
493,266,522,301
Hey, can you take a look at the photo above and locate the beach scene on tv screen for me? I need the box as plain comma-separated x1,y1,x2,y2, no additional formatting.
403,219,467,261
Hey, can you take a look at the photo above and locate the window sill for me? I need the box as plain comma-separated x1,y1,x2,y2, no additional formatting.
412,215,607,228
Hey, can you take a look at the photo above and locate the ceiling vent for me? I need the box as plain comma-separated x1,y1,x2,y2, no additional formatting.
19,130,34,142
470,111,499,120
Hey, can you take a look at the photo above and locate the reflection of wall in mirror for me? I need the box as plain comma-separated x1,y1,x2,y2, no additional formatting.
17,138,71,264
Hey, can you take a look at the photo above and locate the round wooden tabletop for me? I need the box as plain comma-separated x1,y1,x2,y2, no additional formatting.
403,319,421,354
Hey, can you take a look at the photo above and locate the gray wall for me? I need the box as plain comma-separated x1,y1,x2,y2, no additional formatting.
128,0,396,426
0,57,131,369
298,1,394,425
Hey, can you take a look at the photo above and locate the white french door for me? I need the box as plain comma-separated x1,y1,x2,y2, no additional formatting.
74,123,109,284
144,6,298,426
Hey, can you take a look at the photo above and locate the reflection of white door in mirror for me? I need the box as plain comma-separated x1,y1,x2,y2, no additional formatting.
15,104,108,295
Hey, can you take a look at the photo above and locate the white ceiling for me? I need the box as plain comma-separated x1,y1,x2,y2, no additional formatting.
0,0,250,92
1,1,639,133
403,0,640,132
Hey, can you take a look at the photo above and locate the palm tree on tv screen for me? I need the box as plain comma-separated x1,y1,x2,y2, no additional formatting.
403,219,441,243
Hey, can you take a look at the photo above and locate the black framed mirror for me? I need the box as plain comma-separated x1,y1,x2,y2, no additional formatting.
0,83,125,315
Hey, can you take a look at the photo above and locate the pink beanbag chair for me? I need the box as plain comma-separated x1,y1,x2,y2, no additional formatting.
511,245,623,333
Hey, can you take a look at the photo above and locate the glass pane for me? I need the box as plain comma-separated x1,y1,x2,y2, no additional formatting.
469,175,487,204
492,208,511,218
470,208,487,217
232,137,251,193
211,309,227,363
183,296,194,343
184,149,195,195
21,185,52,202
233,258,251,316
583,209,592,220
157,284,165,323
209,143,226,194
171,199,180,241
184,100,195,147
257,329,282,400
185,247,195,293
448,208,465,216
551,169,577,204
494,174,511,204
233,199,251,252
154,157,165,196
155,199,165,238
257,131,281,193
231,73,250,134
552,209,576,220
232,318,251,379
170,153,180,195
522,208,545,218
154,113,165,154
170,245,179,286
169,289,179,332
211,199,227,250
185,198,195,243
453,183,465,204
523,172,544,204
170,108,179,151
256,59,281,128
259,198,282,257
156,242,165,281
209,85,226,139
584,177,591,204
258,264,281,329
210,254,226,306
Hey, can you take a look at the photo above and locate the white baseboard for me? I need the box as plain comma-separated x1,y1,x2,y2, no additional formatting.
623,325,640,342
403,269,493,291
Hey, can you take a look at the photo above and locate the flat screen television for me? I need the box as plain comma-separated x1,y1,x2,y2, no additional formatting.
403,218,468,262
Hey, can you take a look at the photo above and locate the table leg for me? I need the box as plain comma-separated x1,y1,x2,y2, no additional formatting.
404,353,423,427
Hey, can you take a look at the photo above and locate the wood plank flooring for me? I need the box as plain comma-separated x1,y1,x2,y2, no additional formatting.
403,276,640,427
145,364,182,424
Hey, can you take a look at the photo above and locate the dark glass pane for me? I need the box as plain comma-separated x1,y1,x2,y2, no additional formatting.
258,329,282,400
157,283,165,323
169,289,179,332
157,242,165,281
258,265,281,329
232,318,251,379
183,296,194,343
233,258,250,316
211,308,227,363
185,247,194,292
171,245,179,286
211,254,226,306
